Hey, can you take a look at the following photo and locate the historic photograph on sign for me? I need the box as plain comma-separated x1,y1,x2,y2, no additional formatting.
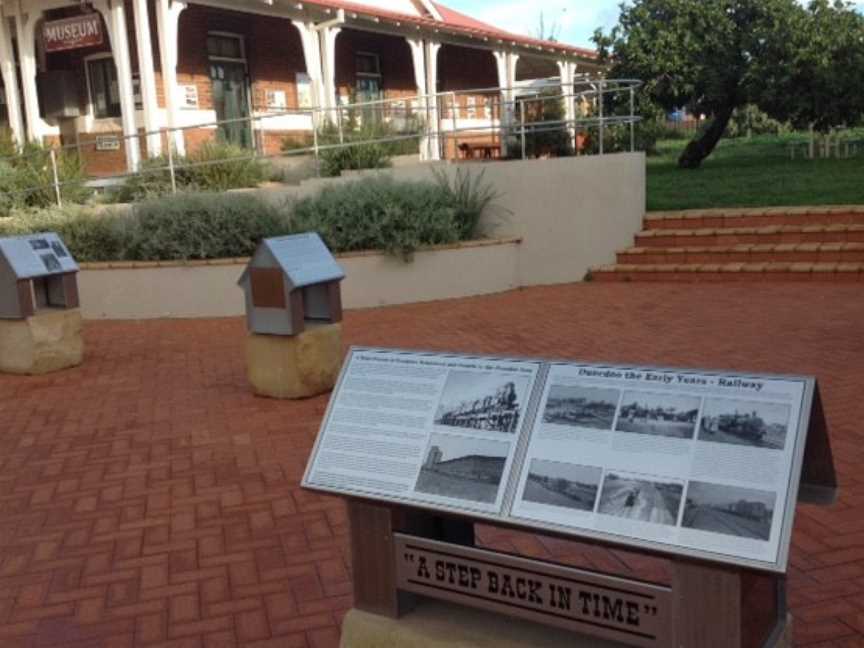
522,460,602,512
683,481,777,541
615,391,701,440
415,433,510,504
542,385,620,431
40,254,62,272
434,371,529,434
29,238,49,251
697,398,790,450
51,241,69,259
598,472,684,526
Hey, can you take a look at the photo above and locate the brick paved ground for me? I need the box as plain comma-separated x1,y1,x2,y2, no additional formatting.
0,283,862,648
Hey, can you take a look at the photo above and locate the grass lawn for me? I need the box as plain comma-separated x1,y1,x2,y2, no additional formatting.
646,132,864,212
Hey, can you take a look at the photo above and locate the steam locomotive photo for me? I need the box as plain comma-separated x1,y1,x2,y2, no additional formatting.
701,411,767,444
436,381,521,433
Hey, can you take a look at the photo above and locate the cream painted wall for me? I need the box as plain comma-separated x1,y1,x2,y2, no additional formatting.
78,153,645,320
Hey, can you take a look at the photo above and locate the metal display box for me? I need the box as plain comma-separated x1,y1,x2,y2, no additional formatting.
238,233,345,336
0,233,80,319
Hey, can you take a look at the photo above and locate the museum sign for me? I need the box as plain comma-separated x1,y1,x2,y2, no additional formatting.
43,14,103,53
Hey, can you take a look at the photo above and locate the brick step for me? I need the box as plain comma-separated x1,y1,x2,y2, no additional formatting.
590,262,864,283
645,206,864,231
635,224,864,248
617,243,864,265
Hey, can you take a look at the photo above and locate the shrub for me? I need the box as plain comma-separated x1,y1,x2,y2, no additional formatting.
291,171,495,258
0,142,91,210
1,171,494,262
124,192,288,261
0,206,127,262
106,141,268,203
185,141,268,192
727,105,789,139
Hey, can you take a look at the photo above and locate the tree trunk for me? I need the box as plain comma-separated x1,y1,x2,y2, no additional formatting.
677,104,735,169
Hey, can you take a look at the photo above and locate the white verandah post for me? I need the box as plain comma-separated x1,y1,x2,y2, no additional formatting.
0,13,25,146
93,0,141,172
156,0,187,157
132,0,161,157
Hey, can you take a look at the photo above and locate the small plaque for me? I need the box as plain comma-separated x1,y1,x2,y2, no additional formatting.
95,135,121,151
395,534,672,647
249,267,286,309
181,85,199,109
266,90,287,110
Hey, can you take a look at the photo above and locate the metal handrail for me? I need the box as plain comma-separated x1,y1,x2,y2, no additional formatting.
0,79,643,206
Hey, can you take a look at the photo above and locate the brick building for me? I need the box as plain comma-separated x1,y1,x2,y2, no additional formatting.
0,0,601,175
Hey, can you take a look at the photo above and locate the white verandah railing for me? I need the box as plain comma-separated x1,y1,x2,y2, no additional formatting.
0,79,643,206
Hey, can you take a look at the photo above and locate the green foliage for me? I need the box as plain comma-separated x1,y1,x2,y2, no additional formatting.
2,172,495,262
107,141,268,203
758,0,864,133
300,110,423,177
0,206,127,262
123,193,287,261
648,133,864,211
726,105,789,138
508,90,574,159
593,0,828,166
0,141,90,211
185,141,268,192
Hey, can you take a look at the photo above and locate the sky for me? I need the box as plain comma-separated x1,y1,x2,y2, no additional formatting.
442,0,864,49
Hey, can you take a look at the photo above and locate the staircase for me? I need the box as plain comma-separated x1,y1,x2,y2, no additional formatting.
591,206,864,282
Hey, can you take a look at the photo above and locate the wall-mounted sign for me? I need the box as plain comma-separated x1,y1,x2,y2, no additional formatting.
95,135,121,151
303,348,830,572
43,14,104,53
180,85,199,109
266,90,287,111
295,73,312,109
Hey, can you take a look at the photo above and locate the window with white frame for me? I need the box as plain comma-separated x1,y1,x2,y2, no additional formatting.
86,55,121,119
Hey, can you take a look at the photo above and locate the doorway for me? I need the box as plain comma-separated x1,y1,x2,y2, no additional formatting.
207,33,252,148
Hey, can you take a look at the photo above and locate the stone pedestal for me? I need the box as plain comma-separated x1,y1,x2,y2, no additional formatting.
340,601,794,648
246,322,343,399
0,308,84,375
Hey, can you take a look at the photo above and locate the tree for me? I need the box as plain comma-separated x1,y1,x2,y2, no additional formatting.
759,0,864,134
594,0,802,168
535,10,564,42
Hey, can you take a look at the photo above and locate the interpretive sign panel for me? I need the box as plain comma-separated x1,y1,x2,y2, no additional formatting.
509,363,810,572
394,534,672,648
303,348,820,572
0,233,78,279
266,233,344,289
303,348,544,515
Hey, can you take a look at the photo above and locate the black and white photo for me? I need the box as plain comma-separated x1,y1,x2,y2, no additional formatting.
598,472,684,526
698,398,790,450
29,238,49,251
51,240,69,258
40,253,62,273
542,385,620,431
683,481,776,541
415,433,510,504
522,460,602,512
616,391,700,440
435,371,529,434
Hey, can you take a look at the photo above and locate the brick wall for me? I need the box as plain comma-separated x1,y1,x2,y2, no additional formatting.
437,44,499,121
334,28,416,104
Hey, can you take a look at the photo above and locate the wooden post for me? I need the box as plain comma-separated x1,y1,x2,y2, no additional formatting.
672,560,785,648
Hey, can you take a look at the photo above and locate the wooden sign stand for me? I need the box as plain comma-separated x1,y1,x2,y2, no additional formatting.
347,499,789,648
343,390,837,648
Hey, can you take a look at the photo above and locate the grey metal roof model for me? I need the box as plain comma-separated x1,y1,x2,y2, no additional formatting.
0,233,79,280
237,233,345,292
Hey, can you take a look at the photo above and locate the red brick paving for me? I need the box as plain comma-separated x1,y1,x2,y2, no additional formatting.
0,283,862,647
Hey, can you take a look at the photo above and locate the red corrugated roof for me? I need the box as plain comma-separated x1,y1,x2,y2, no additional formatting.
299,0,597,59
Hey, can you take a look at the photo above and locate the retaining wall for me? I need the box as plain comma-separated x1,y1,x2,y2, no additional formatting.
78,153,645,319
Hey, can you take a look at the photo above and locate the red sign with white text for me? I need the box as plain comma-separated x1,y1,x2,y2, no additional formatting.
43,14,104,53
